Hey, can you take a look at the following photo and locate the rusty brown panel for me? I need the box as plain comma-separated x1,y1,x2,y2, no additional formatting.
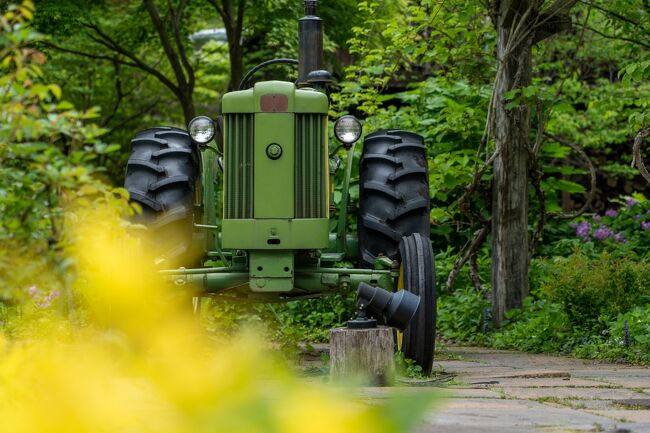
260,94,289,112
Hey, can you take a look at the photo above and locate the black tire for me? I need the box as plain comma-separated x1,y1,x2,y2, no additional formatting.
124,127,201,267
399,233,436,376
358,129,430,268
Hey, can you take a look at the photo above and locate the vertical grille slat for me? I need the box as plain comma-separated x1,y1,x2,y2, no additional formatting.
295,114,326,219
225,113,254,219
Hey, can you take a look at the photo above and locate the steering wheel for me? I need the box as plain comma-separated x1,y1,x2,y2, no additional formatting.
238,58,299,90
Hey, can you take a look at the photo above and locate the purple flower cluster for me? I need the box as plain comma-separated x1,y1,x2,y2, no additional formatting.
593,226,614,240
27,285,60,309
571,198,650,247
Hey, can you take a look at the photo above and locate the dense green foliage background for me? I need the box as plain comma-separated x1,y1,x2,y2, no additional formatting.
1,0,649,363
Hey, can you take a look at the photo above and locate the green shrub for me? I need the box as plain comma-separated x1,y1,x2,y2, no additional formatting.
437,287,490,344
541,253,650,332
574,305,650,363
493,298,575,353
205,292,357,345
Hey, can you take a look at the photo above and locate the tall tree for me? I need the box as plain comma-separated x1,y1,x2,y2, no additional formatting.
41,0,197,124
486,0,578,326
206,0,245,90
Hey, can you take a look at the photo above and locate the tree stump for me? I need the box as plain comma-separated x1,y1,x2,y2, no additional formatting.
329,326,395,386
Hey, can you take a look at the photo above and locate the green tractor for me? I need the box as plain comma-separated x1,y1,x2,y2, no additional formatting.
124,0,436,374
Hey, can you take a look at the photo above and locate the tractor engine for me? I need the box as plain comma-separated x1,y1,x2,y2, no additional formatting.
220,83,330,292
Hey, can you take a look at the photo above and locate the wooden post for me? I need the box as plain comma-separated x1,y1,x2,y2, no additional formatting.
329,326,395,386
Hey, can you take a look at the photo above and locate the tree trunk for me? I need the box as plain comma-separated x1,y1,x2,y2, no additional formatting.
216,0,245,91
179,91,196,126
227,40,244,91
491,1,533,326
329,326,395,386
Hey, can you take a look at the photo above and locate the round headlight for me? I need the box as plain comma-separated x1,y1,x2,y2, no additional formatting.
334,115,362,144
188,116,216,144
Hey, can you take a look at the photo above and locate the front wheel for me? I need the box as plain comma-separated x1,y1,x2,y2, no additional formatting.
357,130,430,268
398,233,436,376
123,127,202,268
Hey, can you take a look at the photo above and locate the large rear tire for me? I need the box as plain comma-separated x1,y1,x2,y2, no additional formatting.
124,127,202,267
358,130,430,268
399,233,436,376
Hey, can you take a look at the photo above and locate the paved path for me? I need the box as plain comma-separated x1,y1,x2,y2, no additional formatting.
303,344,650,432
422,346,650,433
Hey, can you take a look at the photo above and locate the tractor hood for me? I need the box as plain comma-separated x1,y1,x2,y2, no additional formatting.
222,81,328,114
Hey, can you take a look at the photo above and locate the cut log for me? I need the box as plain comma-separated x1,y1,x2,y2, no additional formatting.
329,326,395,386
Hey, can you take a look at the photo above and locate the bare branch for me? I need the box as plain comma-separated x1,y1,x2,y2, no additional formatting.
100,97,162,138
631,127,650,184
458,149,500,217
528,99,548,258
101,61,124,127
235,0,245,40
39,41,137,66
578,0,650,35
469,253,483,292
543,132,597,220
575,23,650,49
82,23,181,95
540,0,580,17
143,0,189,89
167,0,194,91
206,0,228,26
446,225,490,292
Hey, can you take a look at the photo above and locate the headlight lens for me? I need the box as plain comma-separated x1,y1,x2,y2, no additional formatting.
334,115,362,144
188,116,216,144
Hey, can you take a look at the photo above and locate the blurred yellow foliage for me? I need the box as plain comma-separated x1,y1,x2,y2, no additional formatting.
0,205,434,433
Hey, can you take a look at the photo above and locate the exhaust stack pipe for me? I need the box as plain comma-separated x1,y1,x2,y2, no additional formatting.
298,0,323,86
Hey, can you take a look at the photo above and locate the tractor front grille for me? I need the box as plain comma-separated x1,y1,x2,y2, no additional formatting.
224,112,326,220
224,113,254,219
295,114,327,219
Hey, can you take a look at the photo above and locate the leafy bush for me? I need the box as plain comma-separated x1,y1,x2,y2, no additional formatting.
265,293,357,343
439,252,650,363
541,253,650,332
492,298,574,353
0,1,131,309
437,287,490,344
205,292,357,348
574,305,650,363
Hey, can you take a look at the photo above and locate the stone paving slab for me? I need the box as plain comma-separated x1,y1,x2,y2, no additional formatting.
619,422,650,433
500,386,647,401
435,365,520,378
556,399,614,410
466,377,608,388
420,397,618,433
588,376,650,388
444,388,504,398
355,386,509,400
434,360,485,369
589,409,650,423
572,368,650,378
